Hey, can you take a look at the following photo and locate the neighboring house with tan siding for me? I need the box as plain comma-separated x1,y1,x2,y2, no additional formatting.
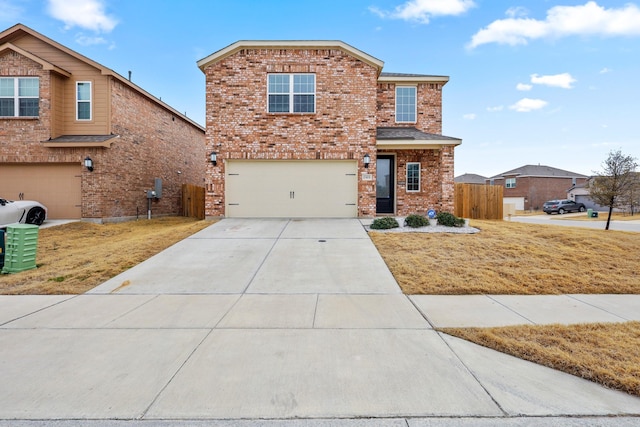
198,41,461,218
0,24,205,222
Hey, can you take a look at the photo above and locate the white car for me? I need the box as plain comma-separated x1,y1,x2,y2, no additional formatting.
0,197,47,228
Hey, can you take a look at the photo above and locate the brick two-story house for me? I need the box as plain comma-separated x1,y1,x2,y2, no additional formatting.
198,41,461,218
487,165,588,211
0,24,205,222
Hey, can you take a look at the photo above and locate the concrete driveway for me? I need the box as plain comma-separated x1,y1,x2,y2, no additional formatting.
1,218,640,425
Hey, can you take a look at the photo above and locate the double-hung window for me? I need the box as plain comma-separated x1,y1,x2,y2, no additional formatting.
395,86,416,123
505,178,516,188
407,162,421,192
268,74,315,113
0,77,39,117
76,81,92,120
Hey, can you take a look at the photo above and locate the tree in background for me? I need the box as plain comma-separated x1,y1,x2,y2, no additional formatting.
588,150,638,230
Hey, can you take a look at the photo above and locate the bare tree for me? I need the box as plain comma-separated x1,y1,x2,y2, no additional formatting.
588,150,638,230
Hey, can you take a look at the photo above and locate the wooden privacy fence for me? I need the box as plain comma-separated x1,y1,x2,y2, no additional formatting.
454,183,503,220
182,184,205,219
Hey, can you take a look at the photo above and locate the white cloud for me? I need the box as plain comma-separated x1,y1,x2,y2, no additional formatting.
505,6,528,19
516,83,532,91
75,34,108,46
463,113,476,120
370,0,475,24
487,105,503,112
531,73,576,89
509,98,548,112
599,67,612,74
47,0,118,32
468,1,640,48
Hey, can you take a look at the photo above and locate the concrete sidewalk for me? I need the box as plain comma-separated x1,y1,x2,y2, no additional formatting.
1,218,639,426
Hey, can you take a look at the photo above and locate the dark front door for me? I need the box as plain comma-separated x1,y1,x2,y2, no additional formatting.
376,155,394,214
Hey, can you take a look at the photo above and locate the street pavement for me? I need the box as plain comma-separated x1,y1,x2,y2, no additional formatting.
507,212,640,232
1,218,639,426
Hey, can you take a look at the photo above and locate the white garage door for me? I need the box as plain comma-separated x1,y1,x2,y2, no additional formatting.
503,197,525,211
225,160,358,218
0,164,82,219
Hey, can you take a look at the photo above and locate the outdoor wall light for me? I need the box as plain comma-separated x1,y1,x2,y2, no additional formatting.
210,151,217,166
84,156,94,172
363,153,371,168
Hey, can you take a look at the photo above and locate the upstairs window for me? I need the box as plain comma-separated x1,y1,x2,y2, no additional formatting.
0,77,39,117
268,74,315,113
407,162,421,192
506,178,516,188
76,81,92,120
395,86,416,123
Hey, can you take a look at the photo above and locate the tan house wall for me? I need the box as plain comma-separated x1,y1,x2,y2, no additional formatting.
202,47,379,217
11,34,111,137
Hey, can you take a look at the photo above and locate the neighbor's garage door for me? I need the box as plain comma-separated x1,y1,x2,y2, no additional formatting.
226,160,358,218
0,164,82,219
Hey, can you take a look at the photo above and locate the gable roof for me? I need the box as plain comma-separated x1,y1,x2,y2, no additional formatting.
490,164,589,179
0,23,204,131
197,40,384,73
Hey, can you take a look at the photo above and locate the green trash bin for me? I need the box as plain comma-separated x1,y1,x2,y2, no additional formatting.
587,208,593,218
1,224,39,274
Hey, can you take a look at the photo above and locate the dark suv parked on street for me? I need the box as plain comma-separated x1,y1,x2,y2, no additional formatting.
543,199,586,214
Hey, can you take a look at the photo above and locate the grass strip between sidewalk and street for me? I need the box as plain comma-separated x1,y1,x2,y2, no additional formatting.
440,322,640,398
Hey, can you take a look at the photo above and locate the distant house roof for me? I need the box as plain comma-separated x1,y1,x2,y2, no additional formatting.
376,127,461,149
455,173,488,184
490,165,589,179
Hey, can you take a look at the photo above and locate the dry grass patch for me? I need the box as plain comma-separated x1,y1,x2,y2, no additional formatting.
441,322,640,397
369,220,640,295
1,217,213,294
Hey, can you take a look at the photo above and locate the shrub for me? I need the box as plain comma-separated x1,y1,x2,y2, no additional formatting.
436,211,465,227
370,217,400,230
404,214,429,228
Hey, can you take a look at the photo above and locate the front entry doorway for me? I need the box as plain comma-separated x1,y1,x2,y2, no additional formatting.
376,155,394,214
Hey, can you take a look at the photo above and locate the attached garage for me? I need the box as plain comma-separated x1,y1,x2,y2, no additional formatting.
0,164,82,219
225,160,358,218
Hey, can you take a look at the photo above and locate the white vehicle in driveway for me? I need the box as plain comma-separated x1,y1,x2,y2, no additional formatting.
0,197,47,228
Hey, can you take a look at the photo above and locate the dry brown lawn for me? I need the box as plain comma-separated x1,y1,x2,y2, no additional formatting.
369,220,640,295
370,219,640,397
441,322,640,397
0,217,212,294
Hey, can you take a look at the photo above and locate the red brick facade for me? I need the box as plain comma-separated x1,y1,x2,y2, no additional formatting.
200,42,460,218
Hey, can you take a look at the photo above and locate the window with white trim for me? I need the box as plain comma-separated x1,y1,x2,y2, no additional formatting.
76,81,92,120
506,178,516,188
0,77,39,117
395,86,416,123
268,74,315,113
407,162,420,192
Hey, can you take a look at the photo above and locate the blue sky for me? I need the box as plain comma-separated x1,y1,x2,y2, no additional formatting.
2,0,639,177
